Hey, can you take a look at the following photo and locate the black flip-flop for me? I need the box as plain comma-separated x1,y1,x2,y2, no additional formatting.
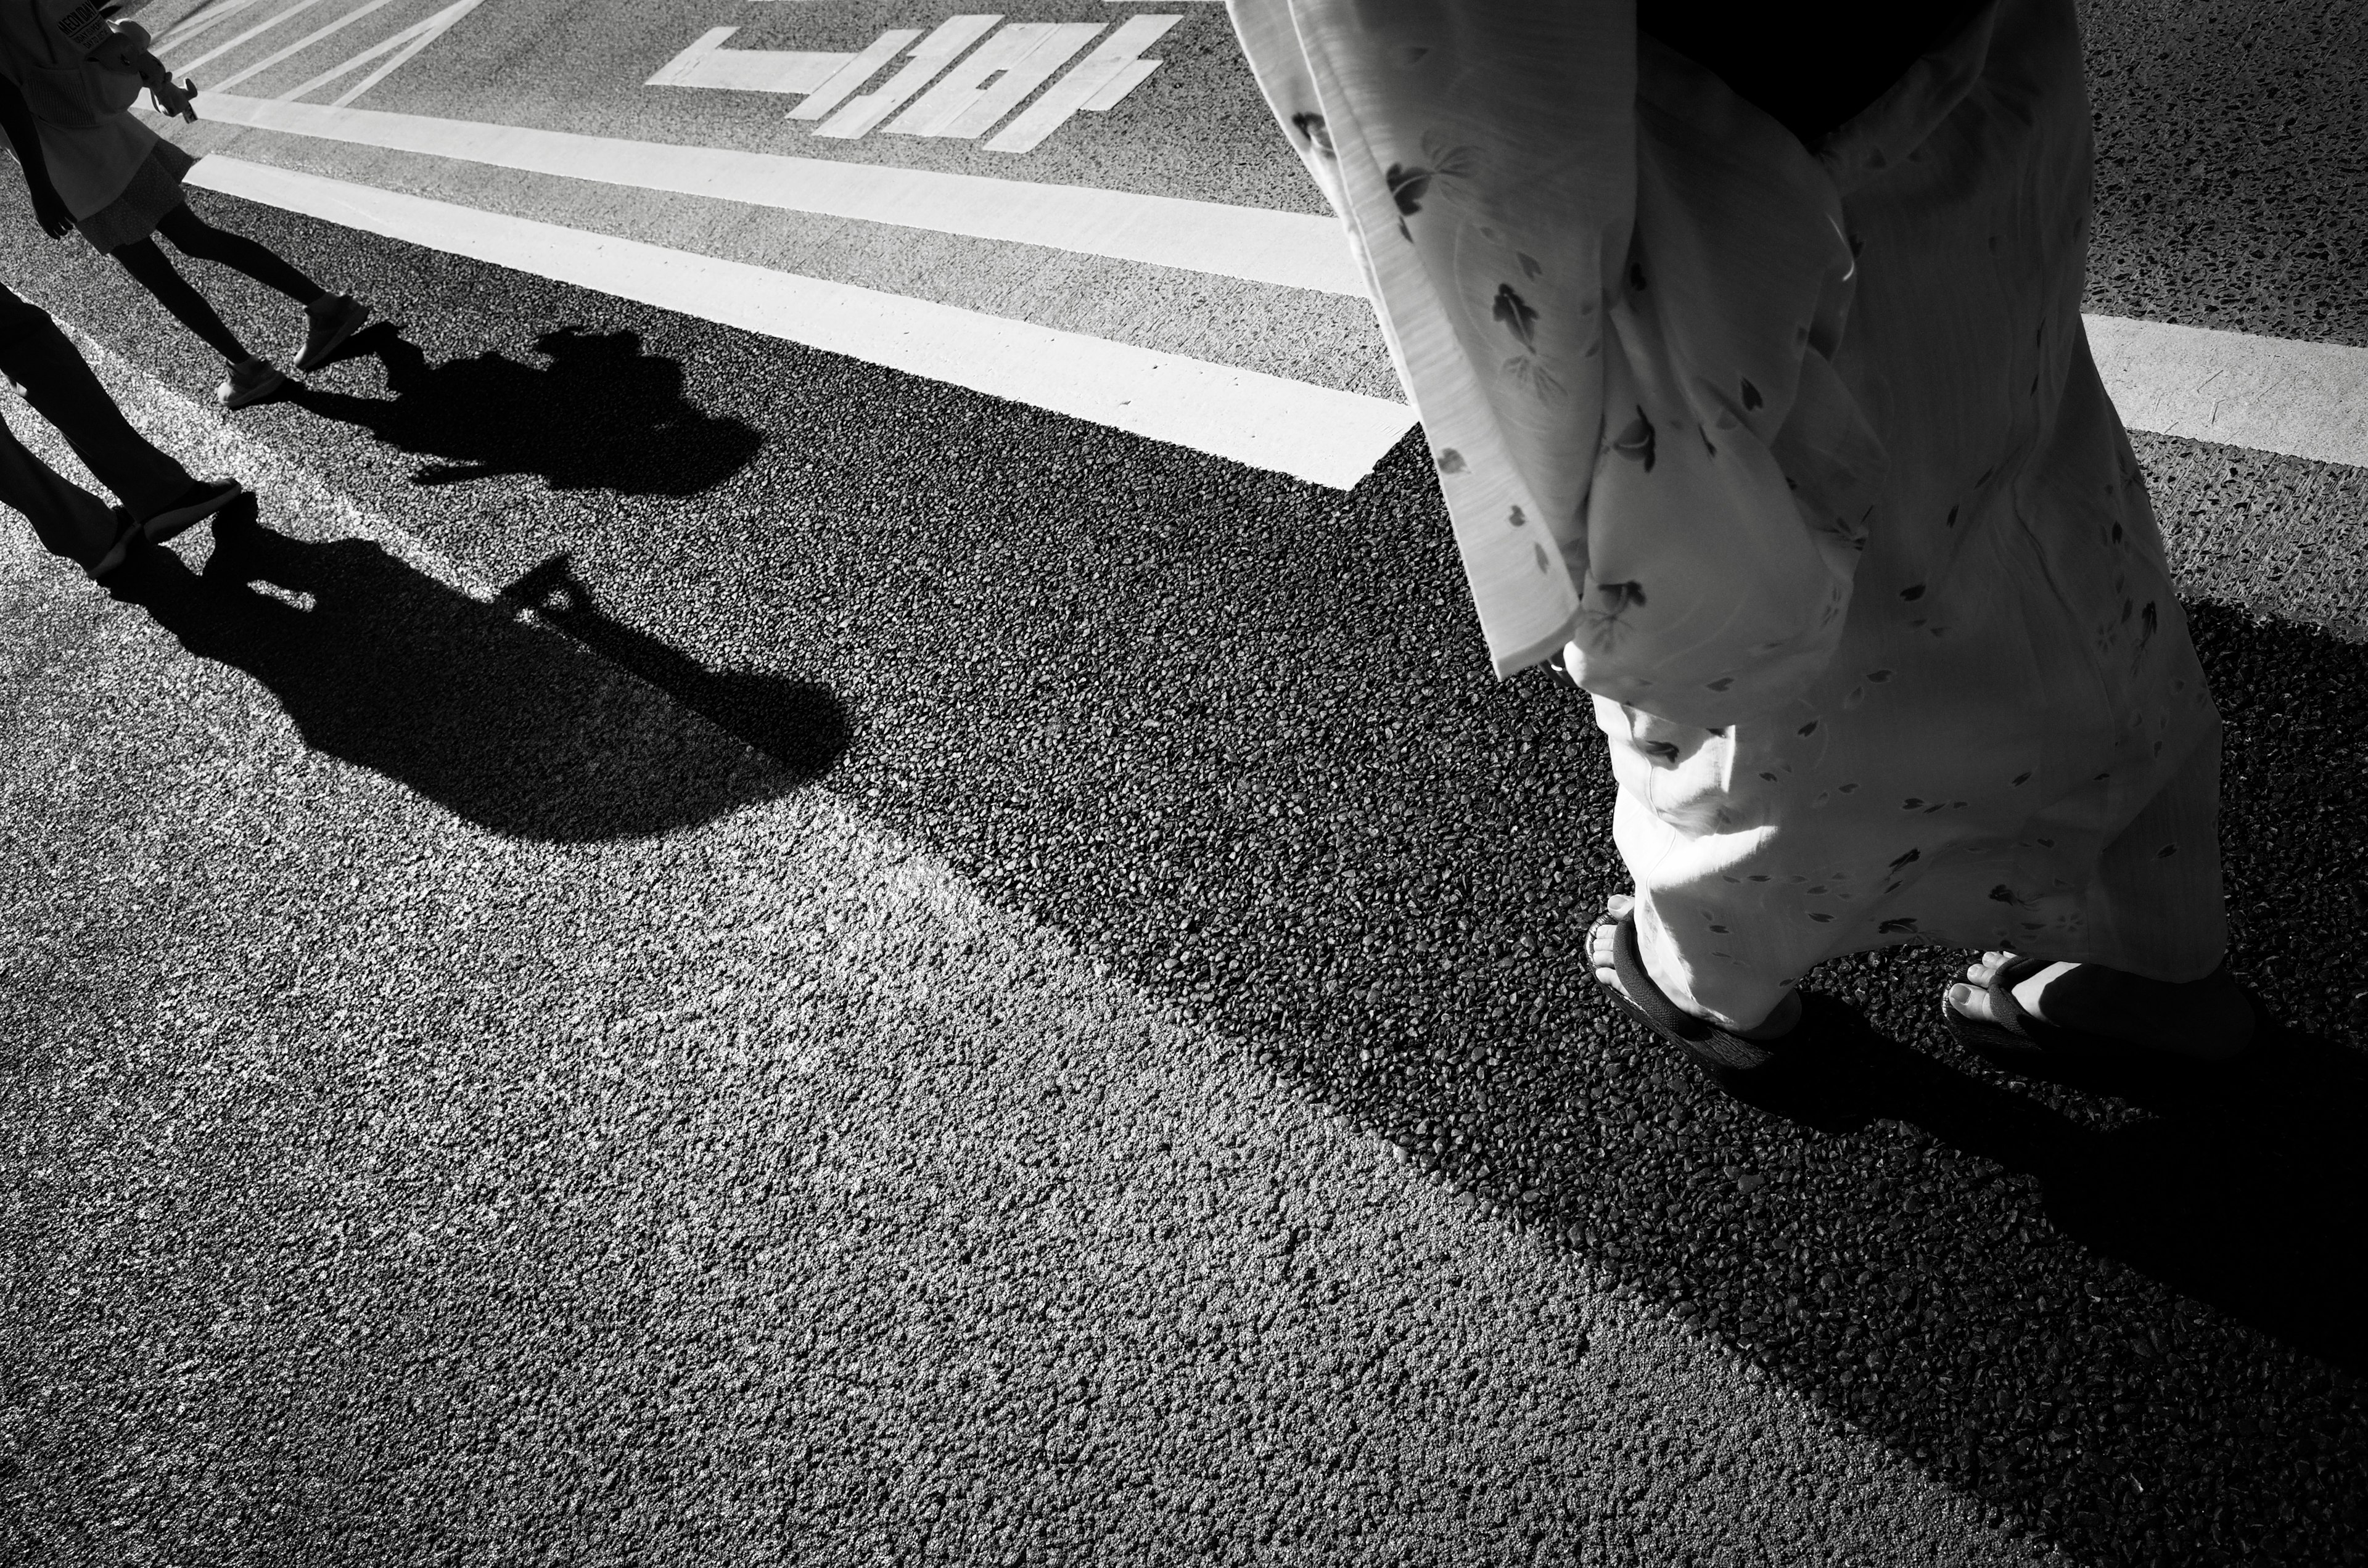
1943,954,2250,1070
1600,906,1800,1076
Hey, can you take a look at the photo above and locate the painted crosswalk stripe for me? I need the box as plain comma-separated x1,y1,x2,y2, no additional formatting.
191,94,1362,295
186,155,1415,489
181,99,2368,473
2085,315,2368,470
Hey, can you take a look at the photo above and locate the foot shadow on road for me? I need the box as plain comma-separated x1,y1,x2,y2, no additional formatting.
107,509,849,841
1733,997,2368,1374
288,322,765,497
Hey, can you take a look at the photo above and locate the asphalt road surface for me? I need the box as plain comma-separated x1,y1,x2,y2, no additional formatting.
2,1,2365,1565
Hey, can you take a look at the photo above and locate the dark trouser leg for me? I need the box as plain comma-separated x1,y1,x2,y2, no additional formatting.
155,202,326,304
0,413,121,570
0,283,194,520
112,236,253,363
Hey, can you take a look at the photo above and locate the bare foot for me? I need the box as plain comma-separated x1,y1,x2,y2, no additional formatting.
1945,950,2252,1060
1589,895,1803,1040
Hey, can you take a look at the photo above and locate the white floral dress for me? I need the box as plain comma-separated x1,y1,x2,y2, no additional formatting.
1227,0,2226,1027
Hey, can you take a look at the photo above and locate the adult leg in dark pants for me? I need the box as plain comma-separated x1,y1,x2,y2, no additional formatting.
0,414,128,573
0,282,246,572
0,282,192,517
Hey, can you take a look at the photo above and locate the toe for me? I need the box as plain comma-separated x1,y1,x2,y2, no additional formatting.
1944,979,2002,1024
1965,950,2019,987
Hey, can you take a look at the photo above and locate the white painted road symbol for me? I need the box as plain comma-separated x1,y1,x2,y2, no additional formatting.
649,14,1185,152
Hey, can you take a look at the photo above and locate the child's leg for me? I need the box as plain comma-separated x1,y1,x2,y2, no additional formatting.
112,237,253,364
153,203,326,305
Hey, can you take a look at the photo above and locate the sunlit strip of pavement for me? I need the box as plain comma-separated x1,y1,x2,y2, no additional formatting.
0,334,2047,1566
187,156,1416,490
193,93,1363,297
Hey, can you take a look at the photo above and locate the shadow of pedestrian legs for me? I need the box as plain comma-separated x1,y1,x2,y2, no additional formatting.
288,322,765,498
106,508,849,841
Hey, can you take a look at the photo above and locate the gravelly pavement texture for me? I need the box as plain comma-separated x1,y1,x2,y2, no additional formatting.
7,0,2368,1551
2081,0,2368,349
5,169,2366,1564
2,489,2041,1568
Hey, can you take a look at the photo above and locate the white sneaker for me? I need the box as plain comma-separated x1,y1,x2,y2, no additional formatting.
296,294,369,372
218,356,287,409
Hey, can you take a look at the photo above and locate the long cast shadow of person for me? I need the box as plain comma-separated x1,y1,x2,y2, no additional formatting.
1726,995,2368,1376
105,507,850,842
286,322,764,497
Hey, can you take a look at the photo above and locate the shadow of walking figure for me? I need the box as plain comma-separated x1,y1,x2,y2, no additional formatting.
289,323,765,496
498,551,853,782
106,510,849,841
1722,999,2368,1376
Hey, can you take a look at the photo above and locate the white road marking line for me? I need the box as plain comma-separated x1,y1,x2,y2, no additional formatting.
157,0,290,52
276,0,487,108
2087,315,2368,470
174,0,346,75
186,156,1416,489
178,101,2362,472
191,94,1363,295
204,0,408,94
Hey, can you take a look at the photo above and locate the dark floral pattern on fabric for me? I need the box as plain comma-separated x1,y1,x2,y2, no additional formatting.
1579,580,1648,652
1487,282,1564,399
1289,112,1333,156
1492,285,1539,349
1383,134,1476,236
1386,163,1431,215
